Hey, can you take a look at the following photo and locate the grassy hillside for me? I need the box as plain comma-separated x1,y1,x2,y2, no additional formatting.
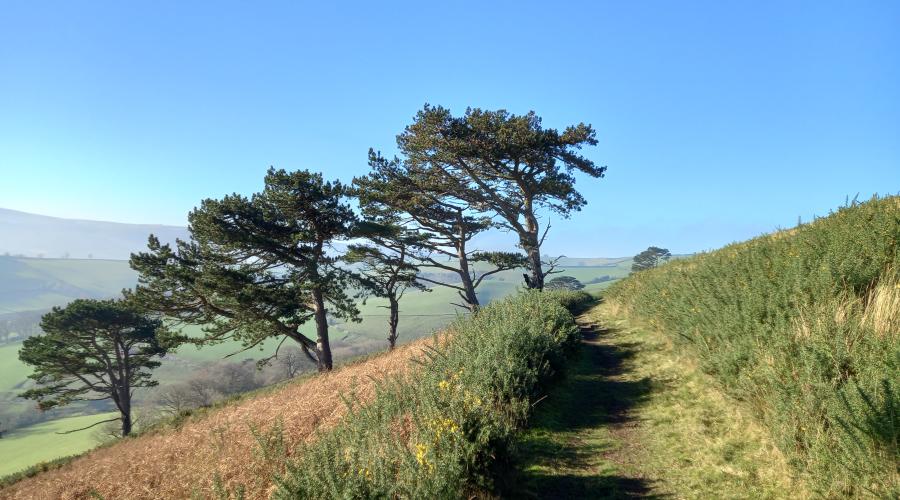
603,196,899,497
0,256,628,477
0,342,35,427
1,291,584,498
0,336,432,497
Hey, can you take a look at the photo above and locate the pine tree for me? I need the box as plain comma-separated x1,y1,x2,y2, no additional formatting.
129,168,360,372
18,299,168,437
545,275,585,291
396,105,605,290
345,210,426,349
631,246,672,272
354,151,525,310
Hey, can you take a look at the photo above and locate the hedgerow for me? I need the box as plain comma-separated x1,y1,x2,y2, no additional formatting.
272,290,580,498
604,195,900,497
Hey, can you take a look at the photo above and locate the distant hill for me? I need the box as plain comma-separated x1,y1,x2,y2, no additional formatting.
0,208,188,260
0,257,136,316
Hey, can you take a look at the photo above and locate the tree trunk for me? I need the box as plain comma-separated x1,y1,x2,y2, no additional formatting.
522,197,544,290
456,211,480,310
121,409,132,437
312,288,333,372
118,388,132,437
387,296,399,350
526,242,544,290
457,253,480,310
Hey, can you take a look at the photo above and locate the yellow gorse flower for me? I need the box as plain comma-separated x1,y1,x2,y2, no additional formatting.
414,443,434,474
429,417,460,441
463,390,483,409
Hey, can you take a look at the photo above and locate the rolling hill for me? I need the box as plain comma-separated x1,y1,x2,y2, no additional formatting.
0,257,136,317
0,208,188,261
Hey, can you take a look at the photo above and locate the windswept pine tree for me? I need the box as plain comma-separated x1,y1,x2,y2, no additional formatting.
545,275,585,291
631,246,672,272
18,299,168,437
129,169,360,372
396,105,605,290
345,210,426,349
354,151,525,310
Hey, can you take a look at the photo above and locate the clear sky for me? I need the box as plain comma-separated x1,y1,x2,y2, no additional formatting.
1,1,897,256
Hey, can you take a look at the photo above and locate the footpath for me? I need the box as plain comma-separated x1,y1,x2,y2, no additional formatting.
505,303,805,499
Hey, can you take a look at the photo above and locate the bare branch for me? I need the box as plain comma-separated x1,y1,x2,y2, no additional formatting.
415,275,466,291
56,417,121,434
538,220,552,248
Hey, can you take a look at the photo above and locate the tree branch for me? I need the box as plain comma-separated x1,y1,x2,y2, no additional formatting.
56,417,121,434
415,275,466,291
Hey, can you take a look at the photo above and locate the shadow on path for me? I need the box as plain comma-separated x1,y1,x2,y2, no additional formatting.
502,321,664,499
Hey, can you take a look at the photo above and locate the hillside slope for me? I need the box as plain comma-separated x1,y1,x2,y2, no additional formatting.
2,338,430,499
3,291,583,499
603,196,899,497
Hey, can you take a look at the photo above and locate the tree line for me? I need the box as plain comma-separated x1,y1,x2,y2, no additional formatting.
18,105,604,437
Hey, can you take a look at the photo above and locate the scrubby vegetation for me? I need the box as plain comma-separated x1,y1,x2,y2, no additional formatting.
604,196,900,497
274,290,581,498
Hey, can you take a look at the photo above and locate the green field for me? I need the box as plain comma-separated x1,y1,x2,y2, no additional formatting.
0,342,33,425
0,342,26,394
0,412,119,478
0,257,135,314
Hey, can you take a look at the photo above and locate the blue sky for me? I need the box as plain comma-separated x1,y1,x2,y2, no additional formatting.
1,1,897,256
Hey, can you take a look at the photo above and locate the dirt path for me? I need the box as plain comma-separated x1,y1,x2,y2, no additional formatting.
507,304,804,499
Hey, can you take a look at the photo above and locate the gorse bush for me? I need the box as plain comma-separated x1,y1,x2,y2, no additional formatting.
547,289,596,316
604,195,900,497
274,291,580,498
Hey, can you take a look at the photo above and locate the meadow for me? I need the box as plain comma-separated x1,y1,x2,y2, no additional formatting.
0,412,119,478
1,289,586,498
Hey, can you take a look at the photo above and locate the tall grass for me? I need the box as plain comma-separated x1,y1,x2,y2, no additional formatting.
604,195,899,497
273,290,581,498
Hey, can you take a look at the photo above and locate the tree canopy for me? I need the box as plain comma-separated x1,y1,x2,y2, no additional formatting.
631,246,672,272
354,150,525,310
545,275,586,291
129,168,361,372
18,299,168,436
395,105,605,290
345,206,427,349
